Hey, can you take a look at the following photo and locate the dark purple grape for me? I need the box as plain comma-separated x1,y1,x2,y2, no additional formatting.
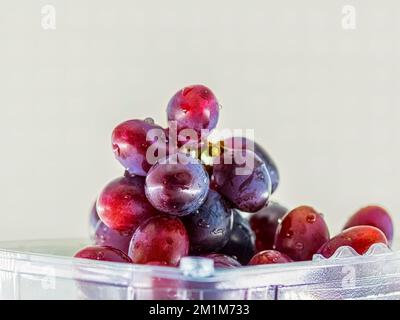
224,137,280,193
97,175,159,232
74,245,132,263
89,201,100,240
112,119,167,176
212,149,271,212
219,210,255,265
145,153,209,216
202,253,242,268
128,215,189,266
167,85,219,140
249,202,288,252
343,205,394,244
182,189,233,254
274,206,330,261
93,221,133,255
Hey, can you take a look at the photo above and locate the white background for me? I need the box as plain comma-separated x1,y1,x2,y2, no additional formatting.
0,0,399,241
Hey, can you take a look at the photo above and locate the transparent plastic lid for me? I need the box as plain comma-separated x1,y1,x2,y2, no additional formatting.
0,239,400,299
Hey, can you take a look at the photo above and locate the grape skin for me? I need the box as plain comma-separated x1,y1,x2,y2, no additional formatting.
145,154,209,216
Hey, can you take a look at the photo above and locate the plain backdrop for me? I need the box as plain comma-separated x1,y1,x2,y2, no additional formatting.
0,0,399,241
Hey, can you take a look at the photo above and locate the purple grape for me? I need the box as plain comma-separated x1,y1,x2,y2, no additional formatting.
224,137,280,193
112,119,167,176
182,189,233,254
145,153,209,216
202,253,241,268
167,85,219,140
249,202,288,252
219,210,255,265
212,149,271,212
93,221,133,255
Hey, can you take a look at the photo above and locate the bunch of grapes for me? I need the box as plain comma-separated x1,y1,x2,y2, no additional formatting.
76,85,394,269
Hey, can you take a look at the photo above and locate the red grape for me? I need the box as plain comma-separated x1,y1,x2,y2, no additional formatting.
317,226,388,258
202,253,242,268
249,201,288,252
97,175,159,232
167,85,219,139
93,221,133,255
343,205,393,244
128,215,189,266
224,137,280,193
145,154,209,216
149,273,182,300
212,149,271,212
74,245,132,263
182,189,233,254
274,206,330,261
248,250,293,265
112,119,167,176
74,246,132,299
219,210,255,265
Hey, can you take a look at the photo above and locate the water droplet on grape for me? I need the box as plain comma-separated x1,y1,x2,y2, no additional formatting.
211,228,224,235
97,252,104,259
306,214,316,223
197,219,210,229
285,230,293,238
256,171,265,180
144,117,154,124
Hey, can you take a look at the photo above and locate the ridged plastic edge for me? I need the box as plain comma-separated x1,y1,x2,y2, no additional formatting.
312,243,392,261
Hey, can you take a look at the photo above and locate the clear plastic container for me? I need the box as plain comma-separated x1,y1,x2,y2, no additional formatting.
1,239,400,300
